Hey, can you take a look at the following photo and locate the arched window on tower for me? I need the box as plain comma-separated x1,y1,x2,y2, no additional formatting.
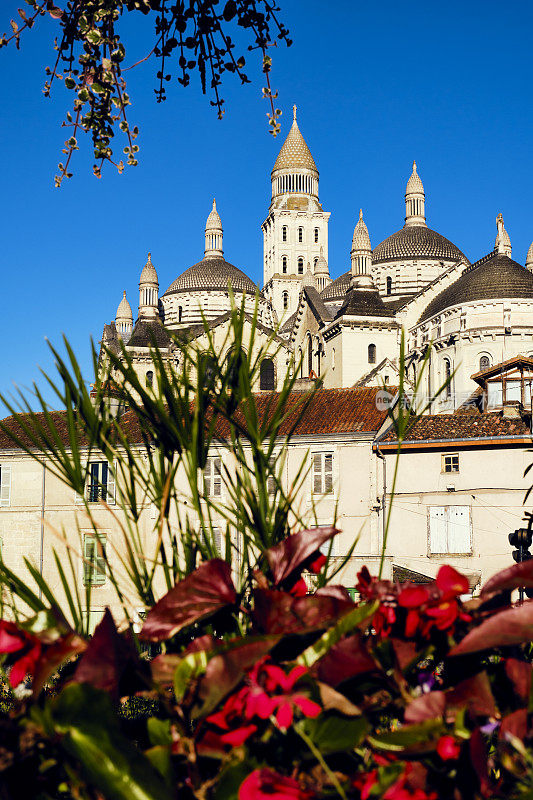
386,277,392,296
282,291,289,310
443,358,452,398
298,257,304,274
368,344,376,364
298,227,303,243
282,226,288,242
314,228,319,243
307,334,313,377
282,256,287,274
313,257,318,269
259,358,275,391
479,355,491,372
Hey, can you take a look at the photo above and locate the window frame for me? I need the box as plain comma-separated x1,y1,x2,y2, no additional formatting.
368,343,376,364
298,227,303,243
442,453,460,474
314,227,319,243
83,532,107,586
204,455,222,498
282,226,288,243
297,257,304,275
0,464,11,507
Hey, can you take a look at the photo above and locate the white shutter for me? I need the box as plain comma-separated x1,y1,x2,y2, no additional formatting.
213,458,221,497
448,507,471,553
212,527,222,551
429,506,447,553
0,465,11,507
313,454,322,493
267,456,276,495
106,462,116,505
324,454,333,493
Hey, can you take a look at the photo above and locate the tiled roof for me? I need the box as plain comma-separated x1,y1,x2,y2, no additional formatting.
0,388,391,452
303,286,334,323
128,320,172,349
379,412,530,446
320,271,351,302
272,117,318,175
419,252,533,323
335,288,397,319
163,257,260,297
372,226,467,266
470,355,533,383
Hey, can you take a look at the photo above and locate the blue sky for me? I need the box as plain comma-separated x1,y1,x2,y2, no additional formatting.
1,0,532,408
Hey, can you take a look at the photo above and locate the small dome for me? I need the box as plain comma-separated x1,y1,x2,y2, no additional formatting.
140,253,159,285
320,271,351,301
302,265,316,289
314,246,329,275
406,161,424,194
352,209,371,251
206,198,222,230
419,252,533,323
116,290,133,321
272,106,318,175
163,257,260,297
527,241,533,267
372,226,468,265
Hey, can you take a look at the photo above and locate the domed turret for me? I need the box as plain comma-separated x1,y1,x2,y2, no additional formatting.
115,290,133,338
204,198,223,259
313,246,330,292
270,105,319,204
139,253,159,320
405,161,426,228
351,209,372,278
302,263,316,289
526,241,533,273
495,213,512,257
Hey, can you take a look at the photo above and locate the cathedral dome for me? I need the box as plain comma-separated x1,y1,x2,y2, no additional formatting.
419,252,533,322
321,271,351,301
163,257,260,297
372,226,467,265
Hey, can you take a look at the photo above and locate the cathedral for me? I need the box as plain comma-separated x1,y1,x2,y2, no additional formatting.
102,106,533,411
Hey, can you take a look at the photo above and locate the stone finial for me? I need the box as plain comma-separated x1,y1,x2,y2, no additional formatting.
293,104,297,121
495,213,512,257
526,241,533,271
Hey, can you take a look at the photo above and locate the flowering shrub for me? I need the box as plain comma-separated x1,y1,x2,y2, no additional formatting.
3,525,533,800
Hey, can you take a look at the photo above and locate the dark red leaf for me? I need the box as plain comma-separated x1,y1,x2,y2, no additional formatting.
312,633,377,687
505,658,532,701
404,691,446,723
481,560,533,596
252,588,353,635
389,637,420,671
446,673,497,718
265,527,339,585
151,653,181,687
499,709,528,740
450,601,533,656
469,727,492,797
140,559,237,642
33,633,86,696
74,609,140,700
315,585,353,602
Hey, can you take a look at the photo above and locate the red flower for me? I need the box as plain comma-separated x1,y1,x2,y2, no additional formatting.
307,553,327,574
248,661,321,730
239,769,313,800
355,763,437,800
288,577,308,597
435,566,469,599
0,620,42,687
436,735,461,761
205,688,259,745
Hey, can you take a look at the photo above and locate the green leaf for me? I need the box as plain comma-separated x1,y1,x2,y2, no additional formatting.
49,684,173,800
147,718,172,747
173,650,209,702
144,746,174,787
213,761,254,800
302,712,368,754
368,720,445,755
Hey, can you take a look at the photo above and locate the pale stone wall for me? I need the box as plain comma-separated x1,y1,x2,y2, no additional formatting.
372,257,457,300
322,325,399,388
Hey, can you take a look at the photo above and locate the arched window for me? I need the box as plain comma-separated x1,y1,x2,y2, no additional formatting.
479,355,491,372
314,227,319,243
298,227,303,243
313,257,318,268
259,358,275,390
368,344,376,364
298,347,303,378
146,370,153,386
307,334,313,376
282,291,289,310
178,306,183,323
282,256,287,274
443,358,452,398
331,348,336,370
298,257,304,274
386,276,392,296
282,226,287,242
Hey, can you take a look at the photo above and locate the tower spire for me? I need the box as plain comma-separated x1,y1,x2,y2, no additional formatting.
204,198,223,259
404,160,426,228
351,208,373,283
293,104,297,121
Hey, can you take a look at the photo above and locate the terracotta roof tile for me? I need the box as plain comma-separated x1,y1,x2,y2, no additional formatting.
379,412,530,446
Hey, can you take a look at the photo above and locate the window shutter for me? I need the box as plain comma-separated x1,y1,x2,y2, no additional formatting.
0,465,11,507
429,507,447,553
94,534,107,585
324,454,333,493
213,458,221,497
267,456,276,495
88,462,100,502
203,459,211,497
100,461,108,502
83,535,95,585
212,527,222,552
106,463,116,505
448,507,471,553
313,454,322,493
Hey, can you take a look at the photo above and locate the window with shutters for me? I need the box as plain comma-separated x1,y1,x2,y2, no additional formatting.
428,506,471,555
85,462,115,504
0,465,11,507
83,533,107,586
204,456,222,497
312,453,333,494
